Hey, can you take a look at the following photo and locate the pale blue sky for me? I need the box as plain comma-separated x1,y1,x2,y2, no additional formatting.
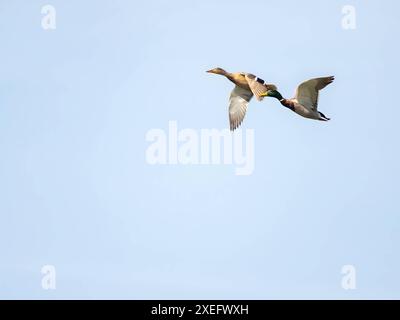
1,0,400,299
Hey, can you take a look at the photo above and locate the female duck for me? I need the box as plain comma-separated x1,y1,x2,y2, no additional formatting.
207,67,277,130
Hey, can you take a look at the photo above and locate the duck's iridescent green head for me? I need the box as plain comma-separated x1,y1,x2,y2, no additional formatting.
261,90,283,100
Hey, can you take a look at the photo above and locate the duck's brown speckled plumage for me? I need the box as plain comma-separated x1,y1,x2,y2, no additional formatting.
227,73,250,89
207,67,277,130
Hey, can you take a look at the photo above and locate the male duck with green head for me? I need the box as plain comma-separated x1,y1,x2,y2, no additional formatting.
260,76,334,121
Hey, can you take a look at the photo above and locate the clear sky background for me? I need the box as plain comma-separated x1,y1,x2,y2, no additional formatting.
1,0,399,299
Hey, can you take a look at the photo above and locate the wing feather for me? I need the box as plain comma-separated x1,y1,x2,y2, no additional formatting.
295,76,334,111
229,86,253,131
245,73,277,101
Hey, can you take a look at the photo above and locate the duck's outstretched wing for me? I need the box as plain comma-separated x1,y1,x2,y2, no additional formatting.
229,86,253,131
245,73,277,101
295,76,334,111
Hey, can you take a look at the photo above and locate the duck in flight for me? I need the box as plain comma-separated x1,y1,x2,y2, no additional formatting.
260,76,334,121
206,67,277,131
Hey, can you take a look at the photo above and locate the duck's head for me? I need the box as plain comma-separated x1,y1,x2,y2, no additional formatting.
260,89,283,100
206,67,227,76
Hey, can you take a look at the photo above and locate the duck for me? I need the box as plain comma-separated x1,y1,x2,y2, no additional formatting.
207,67,277,131
260,76,334,121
